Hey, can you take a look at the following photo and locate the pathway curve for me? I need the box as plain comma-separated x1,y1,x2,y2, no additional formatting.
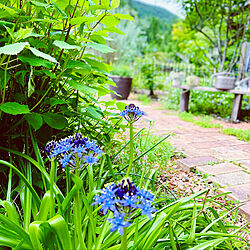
121,96,250,220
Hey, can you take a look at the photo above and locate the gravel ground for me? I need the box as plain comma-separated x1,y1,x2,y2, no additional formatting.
157,162,249,241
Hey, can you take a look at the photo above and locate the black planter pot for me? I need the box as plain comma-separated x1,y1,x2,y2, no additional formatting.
109,76,132,100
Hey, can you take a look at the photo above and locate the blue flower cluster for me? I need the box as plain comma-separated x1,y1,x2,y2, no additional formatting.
45,133,103,169
120,104,145,123
92,178,156,235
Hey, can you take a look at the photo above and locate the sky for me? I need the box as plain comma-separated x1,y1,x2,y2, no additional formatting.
136,0,185,18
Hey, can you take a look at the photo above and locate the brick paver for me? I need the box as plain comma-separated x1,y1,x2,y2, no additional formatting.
120,97,250,220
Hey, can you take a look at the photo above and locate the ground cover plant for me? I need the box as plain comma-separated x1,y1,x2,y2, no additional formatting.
0,102,249,249
179,112,250,142
0,0,249,249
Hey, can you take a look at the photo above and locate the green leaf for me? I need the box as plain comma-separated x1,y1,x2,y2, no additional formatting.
103,26,125,35
0,42,29,55
29,47,58,63
50,0,67,18
53,40,80,50
116,102,126,111
87,42,115,53
18,55,54,68
0,20,14,28
68,80,96,94
14,28,34,41
48,215,72,250
24,113,43,131
70,16,97,25
0,102,30,115
0,4,16,16
47,98,68,107
43,113,68,129
86,107,102,120
101,16,120,27
114,13,134,21
15,71,26,87
85,58,113,72
111,0,120,8
189,238,227,250
101,0,109,7
65,60,91,71
30,0,51,8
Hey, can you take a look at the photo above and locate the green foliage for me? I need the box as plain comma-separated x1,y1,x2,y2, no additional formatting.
111,64,133,77
179,112,222,128
0,0,130,161
179,0,249,71
138,56,160,96
222,127,250,143
178,112,250,142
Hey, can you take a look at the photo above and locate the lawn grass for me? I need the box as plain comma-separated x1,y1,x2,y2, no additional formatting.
179,112,250,142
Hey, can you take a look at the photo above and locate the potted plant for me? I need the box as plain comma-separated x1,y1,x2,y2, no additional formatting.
109,66,133,100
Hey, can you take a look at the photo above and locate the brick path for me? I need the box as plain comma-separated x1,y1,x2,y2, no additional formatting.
121,97,250,220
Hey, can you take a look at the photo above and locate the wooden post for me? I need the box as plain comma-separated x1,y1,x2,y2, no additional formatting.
179,89,190,112
238,42,249,80
231,94,243,122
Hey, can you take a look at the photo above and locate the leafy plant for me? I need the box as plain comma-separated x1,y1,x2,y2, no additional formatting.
0,0,132,160
139,56,160,97
111,64,133,77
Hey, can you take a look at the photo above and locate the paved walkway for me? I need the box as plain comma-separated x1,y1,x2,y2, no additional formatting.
121,97,250,220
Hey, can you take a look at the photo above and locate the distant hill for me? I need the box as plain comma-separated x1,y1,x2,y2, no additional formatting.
131,0,179,23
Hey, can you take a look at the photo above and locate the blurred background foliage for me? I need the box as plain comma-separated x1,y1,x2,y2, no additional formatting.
105,0,249,120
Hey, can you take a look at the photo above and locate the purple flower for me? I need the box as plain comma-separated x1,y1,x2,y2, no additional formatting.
108,212,131,235
120,104,145,123
115,178,138,199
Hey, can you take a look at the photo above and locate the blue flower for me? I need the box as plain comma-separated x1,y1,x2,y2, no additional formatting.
59,154,72,168
84,153,98,166
91,184,118,214
73,145,87,158
119,194,139,208
107,212,131,235
137,188,155,202
100,199,117,215
138,200,157,220
45,133,103,169
49,146,62,158
92,179,157,234
120,104,145,123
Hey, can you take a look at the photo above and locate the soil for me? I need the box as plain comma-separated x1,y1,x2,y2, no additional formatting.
157,161,249,240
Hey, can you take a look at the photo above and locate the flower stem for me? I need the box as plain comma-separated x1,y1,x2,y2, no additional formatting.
121,227,128,250
126,122,134,177
50,159,56,218
74,166,87,249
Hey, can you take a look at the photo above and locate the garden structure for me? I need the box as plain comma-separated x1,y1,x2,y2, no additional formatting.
177,85,250,122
